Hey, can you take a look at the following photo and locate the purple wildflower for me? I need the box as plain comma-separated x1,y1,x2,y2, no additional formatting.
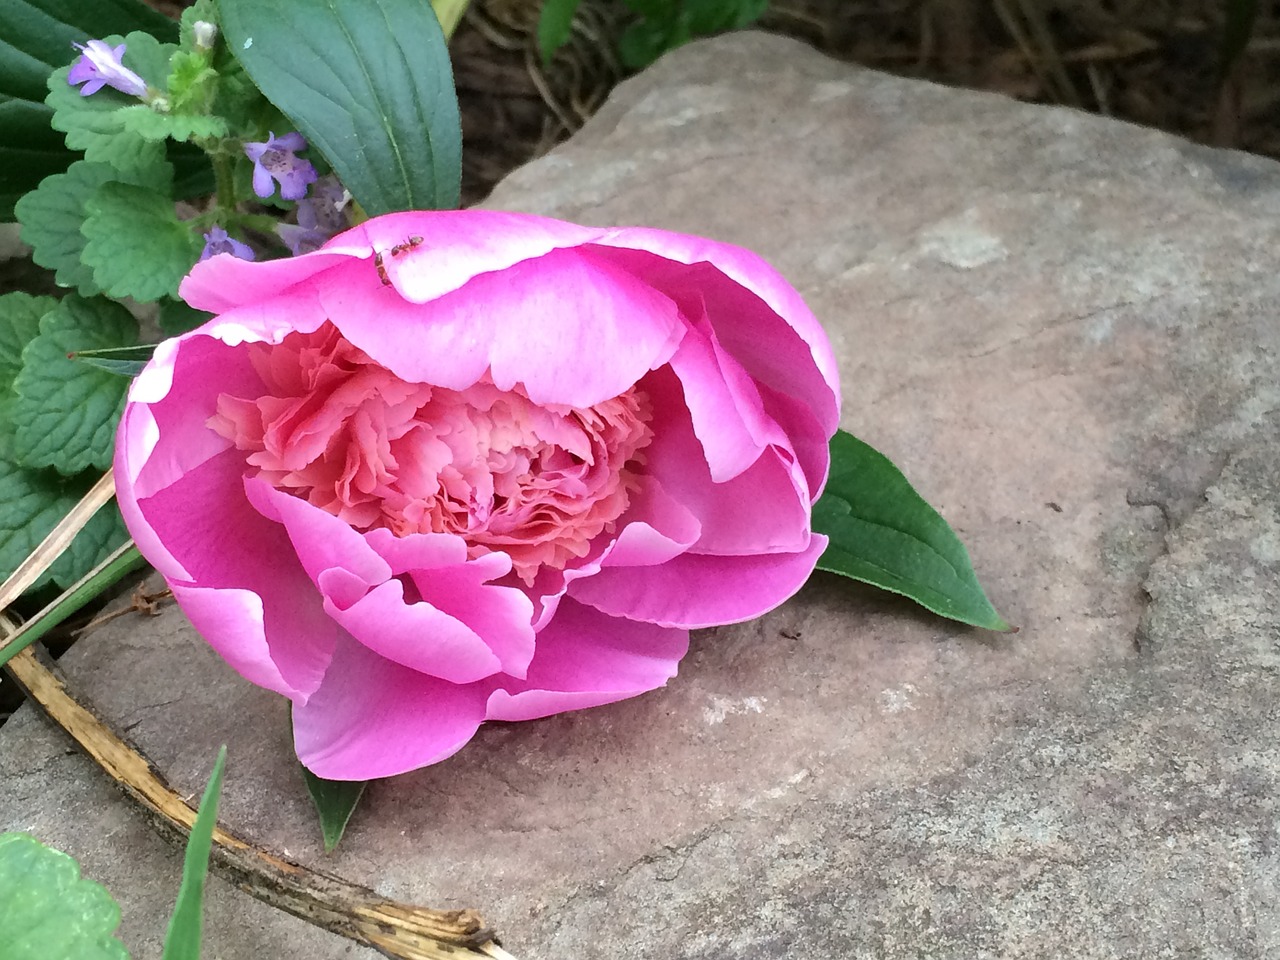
199,226,255,262
67,40,148,98
244,132,318,201
277,175,353,255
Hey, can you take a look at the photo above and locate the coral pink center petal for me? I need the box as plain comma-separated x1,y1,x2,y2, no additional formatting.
209,322,653,583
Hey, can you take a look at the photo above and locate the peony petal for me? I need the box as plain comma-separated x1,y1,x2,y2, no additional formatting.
642,368,811,556
588,244,839,435
599,475,701,569
592,228,839,420
244,483,512,683
244,478,391,588
665,297,786,483
322,209,604,303
568,535,827,629
130,335,266,501
169,582,332,699
322,578,503,684
485,598,688,722
180,247,354,314
314,261,494,390
361,529,537,678
135,448,337,697
293,631,489,780
319,246,686,406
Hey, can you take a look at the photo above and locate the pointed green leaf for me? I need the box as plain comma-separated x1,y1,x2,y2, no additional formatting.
0,833,128,960
70,342,158,377
16,159,172,298
161,746,226,960
220,0,462,214
82,181,201,302
10,296,138,475
813,430,1009,631
300,759,368,853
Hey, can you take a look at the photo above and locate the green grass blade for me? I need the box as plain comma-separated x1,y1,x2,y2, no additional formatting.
0,542,146,671
161,746,227,960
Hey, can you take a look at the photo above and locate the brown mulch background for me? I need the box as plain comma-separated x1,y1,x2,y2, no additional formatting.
458,0,1280,203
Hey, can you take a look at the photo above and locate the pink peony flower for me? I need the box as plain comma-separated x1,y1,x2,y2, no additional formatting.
115,211,841,780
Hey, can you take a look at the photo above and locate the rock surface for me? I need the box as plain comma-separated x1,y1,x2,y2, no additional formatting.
4,30,1280,959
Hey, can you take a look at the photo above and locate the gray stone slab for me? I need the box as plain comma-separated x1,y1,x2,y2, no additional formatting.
4,30,1280,959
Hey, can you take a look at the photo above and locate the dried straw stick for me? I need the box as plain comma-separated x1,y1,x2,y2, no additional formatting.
2,638,506,959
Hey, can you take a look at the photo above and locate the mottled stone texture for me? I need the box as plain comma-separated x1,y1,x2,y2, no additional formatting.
4,30,1280,960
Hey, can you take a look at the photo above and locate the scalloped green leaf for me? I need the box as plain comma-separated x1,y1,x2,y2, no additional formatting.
0,3,177,218
0,459,128,591
0,832,128,960
81,182,201,302
117,104,227,142
15,159,172,297
0,293,55,396
45,31,175,172
813,429,1009,631
220,0,461,214
10,296,137,475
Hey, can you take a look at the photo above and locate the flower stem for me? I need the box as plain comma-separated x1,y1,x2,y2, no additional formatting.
212,151,237,213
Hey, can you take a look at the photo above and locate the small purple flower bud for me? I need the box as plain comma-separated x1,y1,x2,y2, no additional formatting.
200,226,256,262
243,132,319,202
67,40,148,98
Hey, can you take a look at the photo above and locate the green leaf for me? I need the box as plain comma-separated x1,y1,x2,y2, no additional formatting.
0,292,55,396
70,342,157,377
538,0,583,63
117,104,227,142
0,460,127,592
300,760,368,853
158,299,212,336
0,832,128,960
82,181,200,302
813,430,1009,631
0,98,74,222
10,295,138,475
220,0,462,214
161,746,226,960
166,49,217,114
15,159,171,298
